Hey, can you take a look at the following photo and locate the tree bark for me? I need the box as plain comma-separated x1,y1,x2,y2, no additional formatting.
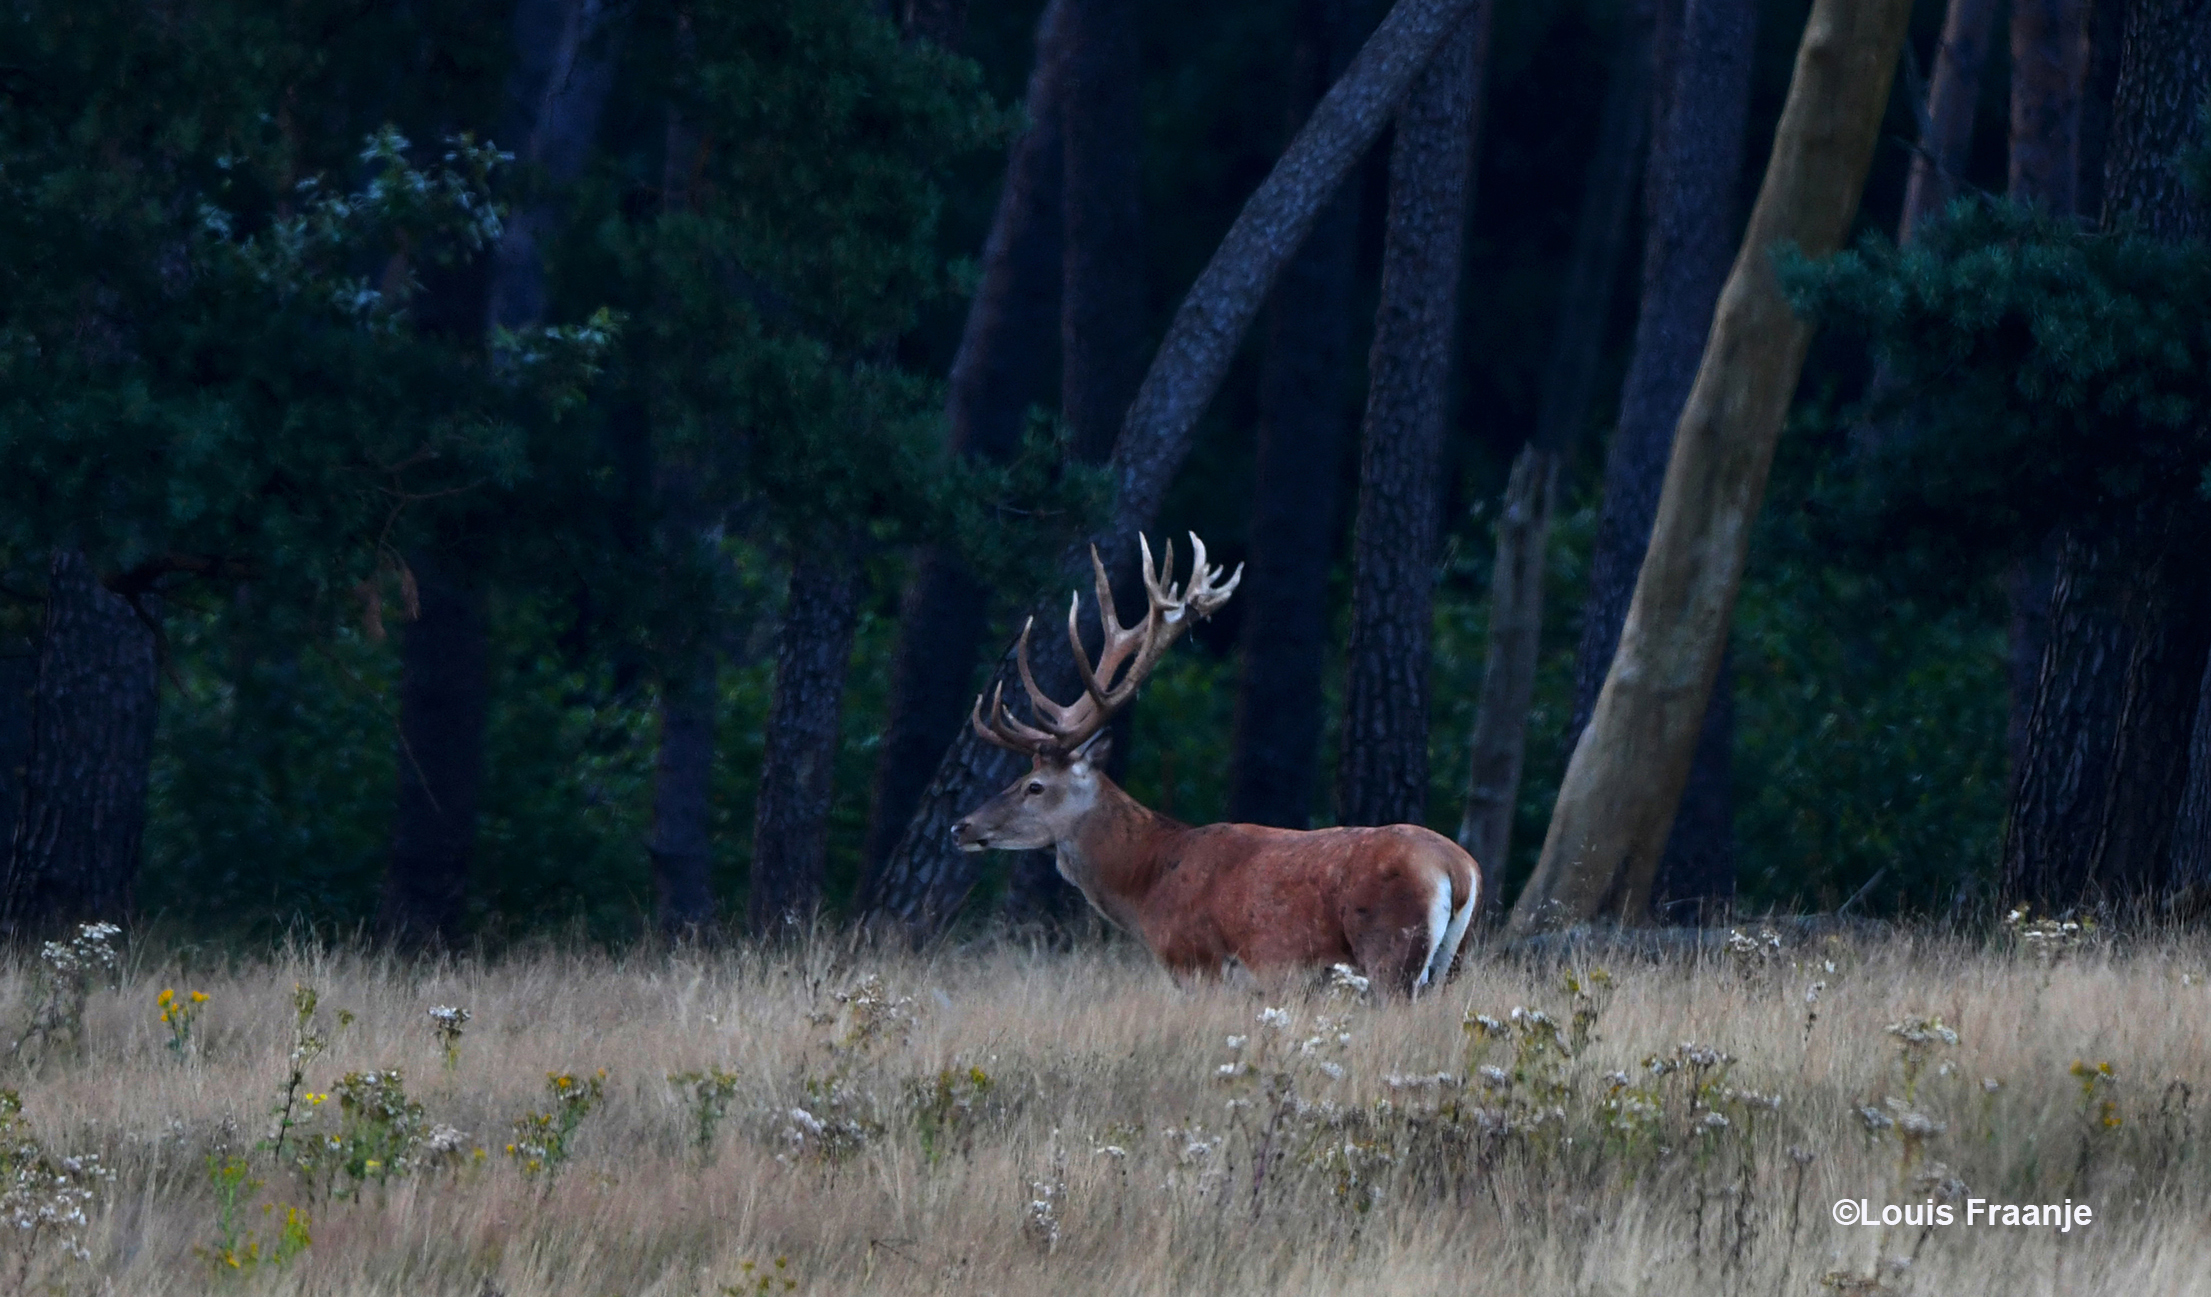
1459,446,1557,893
2009,0,2211,915
2010,0,2091,215
1456,0,1650,897
381,0,619,945
1,552,158,934
0,640,32,871
2172,647,2211,914
1567,0,1756,917
859,0,1068,905
1337,6,1489,829
1228,0,1374,831
864,0,1495,933
1898,0,2001,243
380,556,489,947
748,549,862,937
1002,0,1151,923
1509,0,1914,934
1060,0,1146,466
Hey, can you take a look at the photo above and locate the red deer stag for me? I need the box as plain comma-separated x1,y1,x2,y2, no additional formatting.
953,534,1479,995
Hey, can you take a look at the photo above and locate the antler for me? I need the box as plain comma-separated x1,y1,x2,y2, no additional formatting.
970,532,1242,758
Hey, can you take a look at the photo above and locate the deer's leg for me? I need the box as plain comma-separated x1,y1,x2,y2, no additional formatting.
1341,869,1434,997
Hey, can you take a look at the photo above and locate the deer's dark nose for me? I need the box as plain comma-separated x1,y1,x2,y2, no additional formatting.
952,818,989,851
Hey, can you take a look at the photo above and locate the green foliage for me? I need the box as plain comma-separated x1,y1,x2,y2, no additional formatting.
1780,199,2211,580
506,1071,606,1181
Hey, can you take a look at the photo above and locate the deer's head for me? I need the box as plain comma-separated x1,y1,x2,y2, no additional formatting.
951,533,1239,853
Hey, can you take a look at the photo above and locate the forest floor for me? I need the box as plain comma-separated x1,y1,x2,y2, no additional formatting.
0,923,2204,1295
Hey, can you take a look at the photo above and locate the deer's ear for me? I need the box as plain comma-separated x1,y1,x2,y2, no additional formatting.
1072,730,1112,769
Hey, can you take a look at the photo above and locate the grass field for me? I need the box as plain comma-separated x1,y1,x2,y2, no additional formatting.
0,922,2203,1295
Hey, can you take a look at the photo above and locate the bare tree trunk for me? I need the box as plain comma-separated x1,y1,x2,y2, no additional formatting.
382,0,618,945
1567,0,1756,918
1898,0,2001,243
2009,0,2211,915
1457,0,1650,901
865,0,1495,934
860,0,1068,906
1458,446,1556,890
1228,0,1374,832
1509,0,1914,935
1,552,158,935
1337,6,1489,829
749,549,862,936
380,556,488,946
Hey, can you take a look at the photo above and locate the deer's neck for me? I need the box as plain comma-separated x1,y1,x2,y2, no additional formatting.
1056,777,1183,930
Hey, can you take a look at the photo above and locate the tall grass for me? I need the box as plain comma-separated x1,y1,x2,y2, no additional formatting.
0,926,2203,1295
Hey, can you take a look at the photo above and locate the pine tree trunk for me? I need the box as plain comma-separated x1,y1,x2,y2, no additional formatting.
1228,0,1374,832
382,0,618,945
1510,0,1914,934
860,0,1068,905
749,549,862,937
2013,0,2211,914
1898,0,2001,243
2010,0,2090,214
1456,0,1649,898
865,0,1493,934
1002,0,1150,923
1,552,158,934
381,556,489,946
1337,5,1489,829
2171,648,2211,914
0,640,32,870
1567,0,1755,915
650,644,718,936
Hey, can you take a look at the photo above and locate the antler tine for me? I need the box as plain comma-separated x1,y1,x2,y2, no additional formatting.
1012,616,1082,731
971,680,1055,755
1182,530,1243,616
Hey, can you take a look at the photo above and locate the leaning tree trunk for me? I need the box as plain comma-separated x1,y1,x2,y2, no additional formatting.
748,549,863,937
1228,0,1374,831
1897,0,2001,243
380,557,490,947
1457,0,1649,902
1,552,158,935
2008,0,2211,915
1003,0,1151,924
1510,0,1914,934
865,0,1495,934
1565,0,1756,919
858,0,1068,906
1336,6,1489,829
381,0,618,945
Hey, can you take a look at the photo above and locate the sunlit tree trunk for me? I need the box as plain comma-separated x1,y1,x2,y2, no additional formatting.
1509,0,1914,934
1566,0,1756,920
866,0,1495,934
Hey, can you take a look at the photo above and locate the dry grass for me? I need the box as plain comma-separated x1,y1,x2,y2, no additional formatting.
0,925,2203,1296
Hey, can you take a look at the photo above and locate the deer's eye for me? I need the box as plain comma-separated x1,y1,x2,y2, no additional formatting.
1026,782,1046,796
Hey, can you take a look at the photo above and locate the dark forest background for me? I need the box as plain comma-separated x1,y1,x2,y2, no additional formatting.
7,0,2162,947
